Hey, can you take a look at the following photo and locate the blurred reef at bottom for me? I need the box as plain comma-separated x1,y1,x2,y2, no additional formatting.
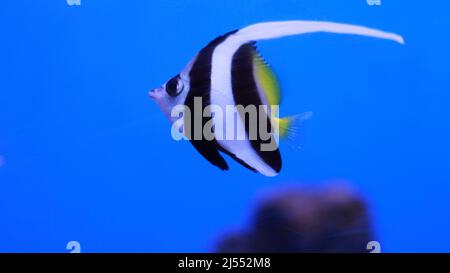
216,185,374,253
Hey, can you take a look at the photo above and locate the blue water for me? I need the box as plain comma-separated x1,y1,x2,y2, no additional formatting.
0,1,449,252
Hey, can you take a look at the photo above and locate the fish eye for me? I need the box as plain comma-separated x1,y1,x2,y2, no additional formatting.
165,75,183,97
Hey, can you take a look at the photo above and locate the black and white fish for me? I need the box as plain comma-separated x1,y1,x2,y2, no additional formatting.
149,21,404,176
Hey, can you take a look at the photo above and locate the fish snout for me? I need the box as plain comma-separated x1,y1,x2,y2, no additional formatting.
148,87,161,99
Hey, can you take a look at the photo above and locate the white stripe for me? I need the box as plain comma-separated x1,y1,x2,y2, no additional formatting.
210,37,278,177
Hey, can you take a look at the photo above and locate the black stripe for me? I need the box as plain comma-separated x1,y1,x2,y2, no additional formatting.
183,30,237,171
231,43,282,173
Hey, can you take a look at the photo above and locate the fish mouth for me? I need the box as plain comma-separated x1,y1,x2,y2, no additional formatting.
148,89,157,99
149,87,164,100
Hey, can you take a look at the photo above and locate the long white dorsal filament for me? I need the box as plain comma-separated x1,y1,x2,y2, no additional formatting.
234,20,404,44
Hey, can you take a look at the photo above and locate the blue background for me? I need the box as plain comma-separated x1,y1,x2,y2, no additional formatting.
0,0,449,252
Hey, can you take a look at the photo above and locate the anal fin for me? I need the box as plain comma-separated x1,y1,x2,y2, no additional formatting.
189,140,229,171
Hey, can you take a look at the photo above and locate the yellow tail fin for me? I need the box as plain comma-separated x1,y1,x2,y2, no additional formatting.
273,111,313,139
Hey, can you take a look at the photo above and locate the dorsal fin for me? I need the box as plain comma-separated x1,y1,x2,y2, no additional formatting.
233,21,404,45
251,45,282,107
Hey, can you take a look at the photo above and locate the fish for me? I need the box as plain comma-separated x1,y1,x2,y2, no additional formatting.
149,21,404,177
